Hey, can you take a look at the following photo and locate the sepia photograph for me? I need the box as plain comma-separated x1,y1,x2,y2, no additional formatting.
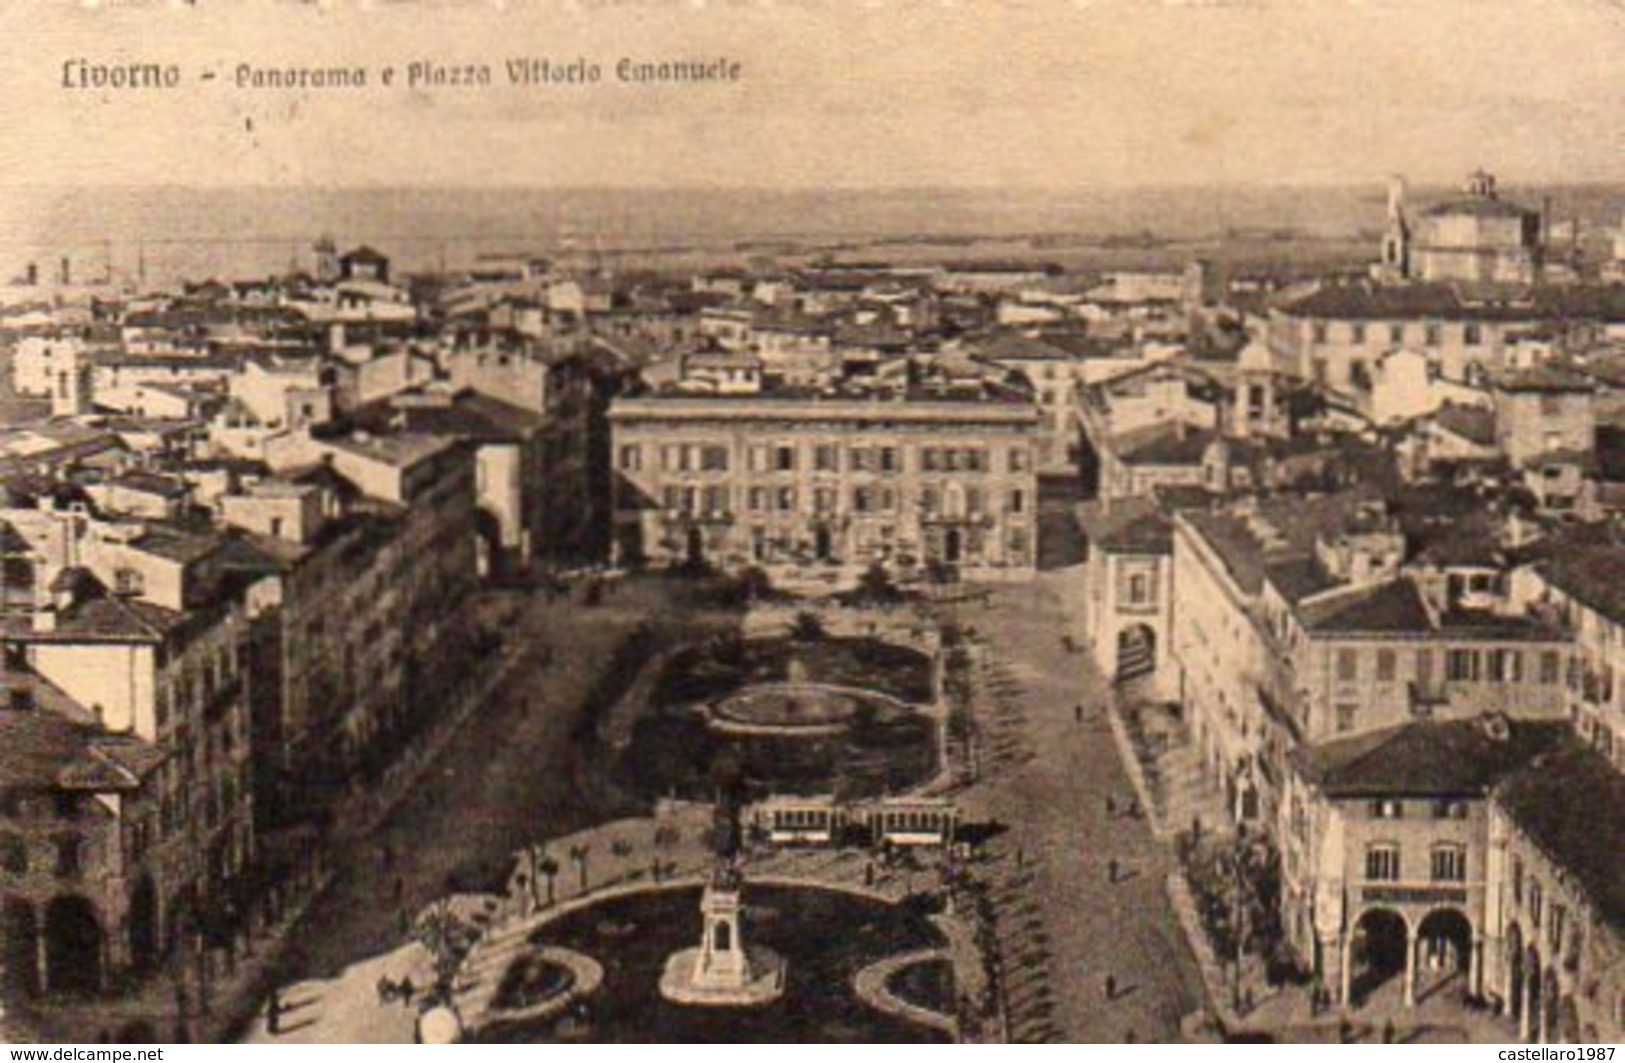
1,0,1624,1046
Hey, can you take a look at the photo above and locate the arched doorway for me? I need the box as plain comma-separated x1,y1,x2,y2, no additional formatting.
1415,908,1472,1003
1350,908,1409,1006
2,895,39,995
1523,947,1543,1042
43,894,102,994
1116,624,1157,682
944,528,963,565
129,874,159,972
1541,968,1560,1044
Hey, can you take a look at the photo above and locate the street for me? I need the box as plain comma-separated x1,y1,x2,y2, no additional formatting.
961,567,1203,1042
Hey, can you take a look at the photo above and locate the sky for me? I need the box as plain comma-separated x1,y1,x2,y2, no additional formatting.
1,0,1623,191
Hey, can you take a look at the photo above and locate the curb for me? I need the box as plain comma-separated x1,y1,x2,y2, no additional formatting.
1104,697,1173,842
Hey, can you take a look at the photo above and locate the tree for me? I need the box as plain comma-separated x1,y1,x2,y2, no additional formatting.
568,844,591,893
535,854,560,907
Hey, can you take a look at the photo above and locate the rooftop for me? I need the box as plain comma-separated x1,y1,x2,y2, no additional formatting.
1278,282,1625,324
1292,715,1570,799
0,671,164,791
1538,541,1625,625
1495,742,1625,934
1298,578,1433,635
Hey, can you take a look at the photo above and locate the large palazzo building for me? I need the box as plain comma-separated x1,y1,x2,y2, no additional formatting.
608,371,1039,580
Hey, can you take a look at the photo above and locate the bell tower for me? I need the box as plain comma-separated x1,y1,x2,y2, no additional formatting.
1381,174,1411,281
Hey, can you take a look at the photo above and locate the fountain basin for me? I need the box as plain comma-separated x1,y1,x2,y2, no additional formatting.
659,944,786,1007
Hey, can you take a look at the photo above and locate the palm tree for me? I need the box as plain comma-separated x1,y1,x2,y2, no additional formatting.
536,854,560,907
568,844,590,893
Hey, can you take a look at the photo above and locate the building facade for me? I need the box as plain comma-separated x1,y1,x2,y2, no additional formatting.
609,386,1039,580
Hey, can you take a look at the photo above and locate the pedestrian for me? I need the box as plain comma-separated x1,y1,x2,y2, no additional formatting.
1106,793,1117,816
1107,857,1119,883
1074,703,1084,724
1381,1018,1395,1044
1123,1030,1138,1044
400,976,416,1006
398,906,411,936
1336,1017,1353,1044
1015,846,1026,869
393,875,405,906
1103,973,1117,1000
864,861,876,887
266,987,282,1035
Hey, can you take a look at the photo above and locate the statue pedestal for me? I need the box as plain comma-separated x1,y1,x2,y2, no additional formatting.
658,881,785,1007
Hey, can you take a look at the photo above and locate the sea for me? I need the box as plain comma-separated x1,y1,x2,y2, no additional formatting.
2,183,1621,287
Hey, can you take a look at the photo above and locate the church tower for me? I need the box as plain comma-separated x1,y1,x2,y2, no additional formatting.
1380,174,1411,281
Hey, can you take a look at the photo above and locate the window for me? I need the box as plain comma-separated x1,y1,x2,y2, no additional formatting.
879,447,899,474
747,487,766,512
1488,649,1523,683
776,487,796,512
1464,323,1483,346
853,486,873,513
1530,881,1544,928
1425,322,1443,347
921,449,940,473
813,444,838,472
965,487,985,515
921,487,939,515
1512,858,1525,905
53,833,82,879
1432,799,1468,820
1370,799,1404,820
1009,448,1030,473
1009,489,1026,515
1336,647,1359,682
618,444,641,471
1446,649,1480,682
774,446,796,472
700,446,729,472
702,486,728,513
1549,904,1567,949
1336,703,1359,733
1540,651,1563,684
1127,573,1150,606
114,568,144,596
1431,845,1467,882
1389,323,1405,345
1365,844,1401,882
849,448,872,473
1376,648,1398,682
1312,322,1329,344
1351,323,1367,344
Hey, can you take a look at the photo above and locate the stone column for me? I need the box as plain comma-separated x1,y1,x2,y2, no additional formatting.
1518,974,1533,1042
1340,933,1353,1007
1470,936,1484,999
1403,930,1418,1008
